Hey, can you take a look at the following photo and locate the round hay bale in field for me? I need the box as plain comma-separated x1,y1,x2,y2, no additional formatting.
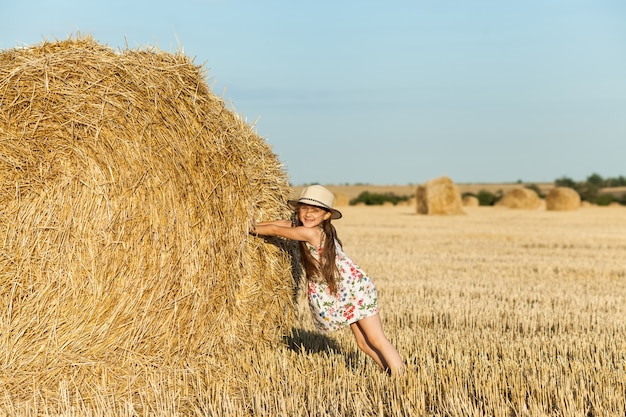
495,188,542,209
334,193,350,206
415,176,465,215
462,195,480,207
0,36,296,371
546,187,581,211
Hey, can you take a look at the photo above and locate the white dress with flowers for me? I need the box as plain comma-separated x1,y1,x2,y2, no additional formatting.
306,241,379,332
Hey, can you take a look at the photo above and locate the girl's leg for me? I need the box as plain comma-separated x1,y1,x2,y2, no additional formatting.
349,314,404,374
350,321,387,370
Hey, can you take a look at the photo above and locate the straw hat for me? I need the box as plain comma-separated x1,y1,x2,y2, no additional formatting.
288,185,342,219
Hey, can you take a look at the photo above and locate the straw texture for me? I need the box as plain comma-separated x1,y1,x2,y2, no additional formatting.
546,187,581,211
495,187,542,209
0,35,296,388
416,176,465,215
462,195,479,207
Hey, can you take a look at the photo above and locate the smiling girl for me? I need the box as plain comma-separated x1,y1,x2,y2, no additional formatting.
251,185,404,375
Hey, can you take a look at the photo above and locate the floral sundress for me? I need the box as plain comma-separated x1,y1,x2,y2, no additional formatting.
306,240,379,332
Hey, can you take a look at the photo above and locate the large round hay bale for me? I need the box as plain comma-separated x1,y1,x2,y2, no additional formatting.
0,36,296,373
546,187,581,211
495,188,542,209
415,176,465,215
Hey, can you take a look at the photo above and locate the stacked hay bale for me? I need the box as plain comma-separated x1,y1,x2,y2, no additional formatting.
416,176,465,215
0,35,296,382
495,188,542,209
546,187,581,211
462,195,480,207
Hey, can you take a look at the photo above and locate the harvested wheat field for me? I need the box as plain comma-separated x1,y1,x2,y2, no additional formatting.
1,197,625,414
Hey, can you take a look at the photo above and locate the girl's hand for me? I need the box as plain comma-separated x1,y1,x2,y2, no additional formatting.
249,218,257,234
250,219,291,235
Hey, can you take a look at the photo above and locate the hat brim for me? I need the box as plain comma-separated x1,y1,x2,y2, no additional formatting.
288,199,342,219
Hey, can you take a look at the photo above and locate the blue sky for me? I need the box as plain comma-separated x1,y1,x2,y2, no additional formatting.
2,1,625,185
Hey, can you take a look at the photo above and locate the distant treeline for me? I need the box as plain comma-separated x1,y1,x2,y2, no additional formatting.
551,173,626,206
470,173,626,206
349,173,626,206
349,191,410,206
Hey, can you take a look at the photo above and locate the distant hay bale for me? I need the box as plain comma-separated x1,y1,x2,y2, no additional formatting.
0,35,296,376
462,195,480,207
334,193,350,206
495,188,542,209
416,176,465,215
546,187,581,211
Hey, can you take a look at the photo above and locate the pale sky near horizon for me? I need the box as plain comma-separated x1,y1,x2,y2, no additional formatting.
2,1,625,185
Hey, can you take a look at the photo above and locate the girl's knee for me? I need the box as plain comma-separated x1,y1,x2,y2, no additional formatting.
355,334,384,357
363,331,388,347
361,335,391,354
355,337,371,353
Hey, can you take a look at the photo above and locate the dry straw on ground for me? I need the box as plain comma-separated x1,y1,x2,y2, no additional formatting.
0,36,296,403
2,203,623,415
495,187,542,209
546,186,581,211
416,176,465,215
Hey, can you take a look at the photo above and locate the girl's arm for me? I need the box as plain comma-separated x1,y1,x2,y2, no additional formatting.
255,219,292,228
251,220,318,244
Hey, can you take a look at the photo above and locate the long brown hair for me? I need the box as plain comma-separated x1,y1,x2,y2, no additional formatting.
294,207,342,294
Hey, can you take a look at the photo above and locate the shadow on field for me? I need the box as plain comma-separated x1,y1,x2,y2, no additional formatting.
285,328,341,354
285,328,378,372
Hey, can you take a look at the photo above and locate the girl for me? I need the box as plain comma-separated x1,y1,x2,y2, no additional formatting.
251,185,404,375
